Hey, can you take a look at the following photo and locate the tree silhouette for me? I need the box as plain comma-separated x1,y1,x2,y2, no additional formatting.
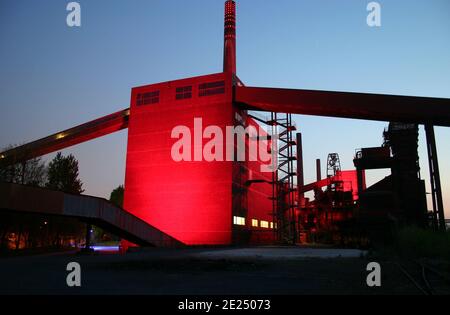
109,185,124,207
0,151,87,251
0,145,47,250
44,152,85,249
46,152,84,194
0,144,46,186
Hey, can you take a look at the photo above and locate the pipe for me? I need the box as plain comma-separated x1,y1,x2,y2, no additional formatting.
316,159,321,182
296,133,304,201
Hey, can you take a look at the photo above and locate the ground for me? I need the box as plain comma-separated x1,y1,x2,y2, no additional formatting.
0,247,438,295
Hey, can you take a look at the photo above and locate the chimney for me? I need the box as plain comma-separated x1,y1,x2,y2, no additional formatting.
316,159,322,182
296,133,305,200
223,0,236,74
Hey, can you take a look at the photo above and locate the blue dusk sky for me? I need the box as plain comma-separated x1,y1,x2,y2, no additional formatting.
0,0,449,216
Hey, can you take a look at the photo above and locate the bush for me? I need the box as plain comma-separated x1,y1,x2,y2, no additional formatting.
396,226,450,260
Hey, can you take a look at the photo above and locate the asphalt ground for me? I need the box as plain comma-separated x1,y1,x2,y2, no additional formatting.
0,247,437,295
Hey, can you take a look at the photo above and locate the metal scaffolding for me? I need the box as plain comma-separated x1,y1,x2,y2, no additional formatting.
269,113,297,244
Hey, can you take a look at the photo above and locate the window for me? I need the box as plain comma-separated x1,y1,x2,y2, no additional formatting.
136,91,159,106
199,81,225,97
270,222,274,229
260,220,269,229
176,86,192,100
251,219,259,227
233,216,245,226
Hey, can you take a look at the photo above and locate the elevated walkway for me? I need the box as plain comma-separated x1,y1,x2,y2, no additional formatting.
0,182,183,247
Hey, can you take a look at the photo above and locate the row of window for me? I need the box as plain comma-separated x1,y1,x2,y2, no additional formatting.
233,216,276,229
136,91,160,106
175,86,192,100
136,80,226,106
198,81,225,97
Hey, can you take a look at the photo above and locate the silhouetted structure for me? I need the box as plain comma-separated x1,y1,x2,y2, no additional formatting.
0,1,449,247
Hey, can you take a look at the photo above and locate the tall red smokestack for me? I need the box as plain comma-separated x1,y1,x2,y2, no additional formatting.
223,0,236,74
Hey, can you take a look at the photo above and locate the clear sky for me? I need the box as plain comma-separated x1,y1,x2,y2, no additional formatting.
0,0,449,217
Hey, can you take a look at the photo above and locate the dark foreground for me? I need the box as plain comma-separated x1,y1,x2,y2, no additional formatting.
0,247,445,295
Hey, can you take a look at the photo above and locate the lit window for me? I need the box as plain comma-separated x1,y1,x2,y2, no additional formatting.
270,222,274,229
260,221,269,228
252,219,259,227
233,216,245,226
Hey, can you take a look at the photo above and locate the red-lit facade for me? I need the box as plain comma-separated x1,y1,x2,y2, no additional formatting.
123,72,276,246
124,73,233,245
121,1,276,246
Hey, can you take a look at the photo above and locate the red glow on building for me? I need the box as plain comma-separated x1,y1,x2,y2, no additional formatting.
124,73,234,245
121,1,279,246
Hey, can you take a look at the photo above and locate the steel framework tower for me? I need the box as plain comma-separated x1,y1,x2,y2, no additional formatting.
270,113,297,243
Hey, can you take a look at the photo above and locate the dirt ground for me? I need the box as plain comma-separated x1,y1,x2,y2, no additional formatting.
0,247,439,295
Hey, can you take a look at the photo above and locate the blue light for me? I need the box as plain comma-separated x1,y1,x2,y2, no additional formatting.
91,245,120,252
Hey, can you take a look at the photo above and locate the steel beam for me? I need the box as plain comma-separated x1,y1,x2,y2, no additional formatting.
425,124,446,230
299,177,330,194
235,86,450,126
0,108,130,167
296,133,304,201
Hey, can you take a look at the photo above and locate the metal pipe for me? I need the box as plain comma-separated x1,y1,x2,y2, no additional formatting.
296,133,304,202
0,108,130,167
316,159,321,182
235,86,450,127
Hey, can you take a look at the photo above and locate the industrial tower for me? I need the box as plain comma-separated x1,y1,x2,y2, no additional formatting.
1,1,449,248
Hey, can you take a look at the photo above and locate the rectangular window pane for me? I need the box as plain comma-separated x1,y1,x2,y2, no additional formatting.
199,81,225,97
136,91,160,106
233,216,245,226
176,86,192,100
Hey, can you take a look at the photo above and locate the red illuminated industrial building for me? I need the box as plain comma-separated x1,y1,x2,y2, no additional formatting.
1,1,449,249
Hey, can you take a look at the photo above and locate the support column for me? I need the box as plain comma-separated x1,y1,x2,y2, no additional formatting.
316,159,322,182
296,133,304,203
356,169,365,199
85,223,92,251
425,124,446,231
